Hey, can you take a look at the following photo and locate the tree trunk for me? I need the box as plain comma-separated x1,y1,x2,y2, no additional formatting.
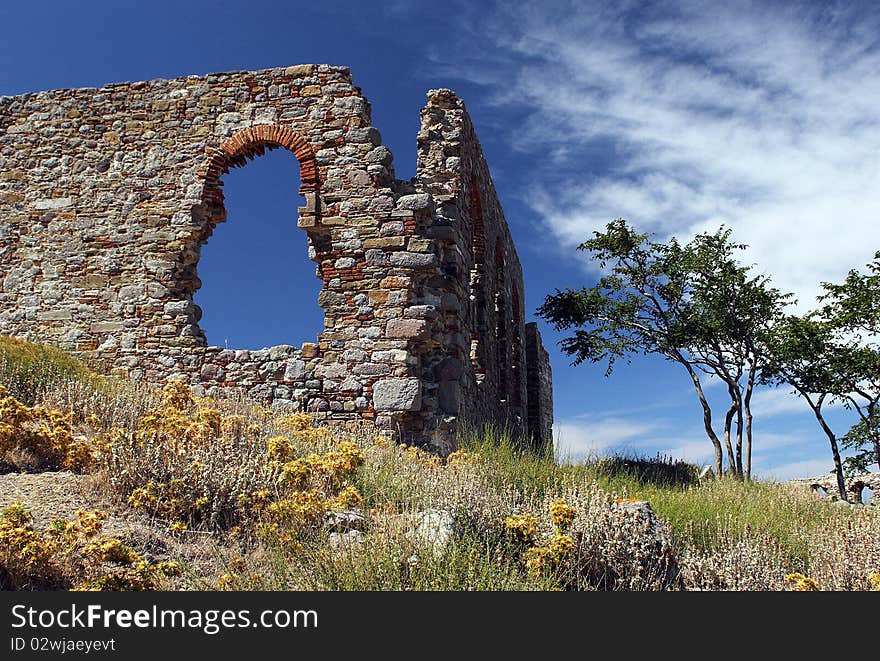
723,400,738,477
807,393,847,502
682,360,724,476
735,399,744,479
867,404,880,473
744,366,755,482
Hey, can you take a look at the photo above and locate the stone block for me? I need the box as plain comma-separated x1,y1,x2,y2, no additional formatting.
395,193,433,211
390,252,437,268
90,321,124,333
38,310,73,321
386,318,429,339
285,64,313,77
33,197,74,210
200,363,225,382
373,378,421,411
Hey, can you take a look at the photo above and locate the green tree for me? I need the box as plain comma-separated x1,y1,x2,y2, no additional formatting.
538,220,790,478
818,251,880,473
760,315,849,500
840,418,879,476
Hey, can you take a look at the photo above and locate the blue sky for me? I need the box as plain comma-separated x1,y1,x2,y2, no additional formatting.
3,0,879,480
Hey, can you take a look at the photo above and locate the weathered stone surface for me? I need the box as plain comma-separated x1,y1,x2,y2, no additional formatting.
284,359,306,381
200,363,225,382
373,378,421,411
33,197,73,210
395,193,433,211
409,508,455,557
329,529,365,550
324,509,366,533
390,252,437,268
386,318,429,340
0,66,553,450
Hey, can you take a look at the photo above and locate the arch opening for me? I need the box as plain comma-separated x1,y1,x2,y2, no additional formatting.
194,147,323,351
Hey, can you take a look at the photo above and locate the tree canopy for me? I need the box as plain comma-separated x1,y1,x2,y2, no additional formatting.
538,219,791,478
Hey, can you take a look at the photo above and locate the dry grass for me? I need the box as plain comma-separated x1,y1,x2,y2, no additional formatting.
1,335,878,591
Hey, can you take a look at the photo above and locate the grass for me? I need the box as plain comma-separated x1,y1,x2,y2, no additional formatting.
459,430,842,567
0,335,98,405
1,334,877,591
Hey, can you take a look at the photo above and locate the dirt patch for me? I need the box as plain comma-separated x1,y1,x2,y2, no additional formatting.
0,471,224,584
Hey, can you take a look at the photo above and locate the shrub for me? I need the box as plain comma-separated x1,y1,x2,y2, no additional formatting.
679,521,789,591
807,509,880,591
0,503,178,591
547,487,680,591
0,385,104,472
103,381,368,543
0,335,97,406
593,454,700,488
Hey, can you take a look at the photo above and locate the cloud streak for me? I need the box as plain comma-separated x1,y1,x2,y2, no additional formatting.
444,0,880,312
554,416,656,462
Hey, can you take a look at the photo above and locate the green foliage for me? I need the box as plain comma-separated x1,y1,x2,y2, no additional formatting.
0,335,98,405
592,453,699,488
537,219,789,373
816,252,880,473
538,220,791,477
841,418,878,475
762,250,880,489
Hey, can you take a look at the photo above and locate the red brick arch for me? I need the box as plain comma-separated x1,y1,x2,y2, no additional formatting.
202,125,318,206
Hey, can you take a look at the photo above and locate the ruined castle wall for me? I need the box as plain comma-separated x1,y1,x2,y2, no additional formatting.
0,65,552,448
414,90,543,439
525,323,553,446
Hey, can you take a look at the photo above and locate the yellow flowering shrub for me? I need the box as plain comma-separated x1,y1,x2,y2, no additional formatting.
446,450,479,466
0,385,102,472
869,573,880,591
330,486,363,510
126,479,210,524
0,503,59,589
257,490,328,547
503,514,539,545
785,572,821,591
278,442,365,492
0,504,178,591
100,380,372,545
524,534,575,577
549,499,577,531
275,413,313,433
266,435,294,462
134,382,237,451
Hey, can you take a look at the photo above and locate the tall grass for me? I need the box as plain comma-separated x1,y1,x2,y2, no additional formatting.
460,428,844,566
1,336,877,591
0,335,97,404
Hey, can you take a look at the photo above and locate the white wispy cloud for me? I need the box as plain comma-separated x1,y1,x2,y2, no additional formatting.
756,457,835,481
553,416,655,461
443,0,880,312
555,410,836,473
747,388,812,418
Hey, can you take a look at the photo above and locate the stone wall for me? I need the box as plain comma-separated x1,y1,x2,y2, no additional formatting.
791,472,880,505
0,64,553,450
525,323,553,447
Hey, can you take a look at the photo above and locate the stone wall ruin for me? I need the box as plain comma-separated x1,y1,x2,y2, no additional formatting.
0,64,553,450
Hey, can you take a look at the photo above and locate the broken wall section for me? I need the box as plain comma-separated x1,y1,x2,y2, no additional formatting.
0,65,432,438
0,66,553,450
414,89,552,447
